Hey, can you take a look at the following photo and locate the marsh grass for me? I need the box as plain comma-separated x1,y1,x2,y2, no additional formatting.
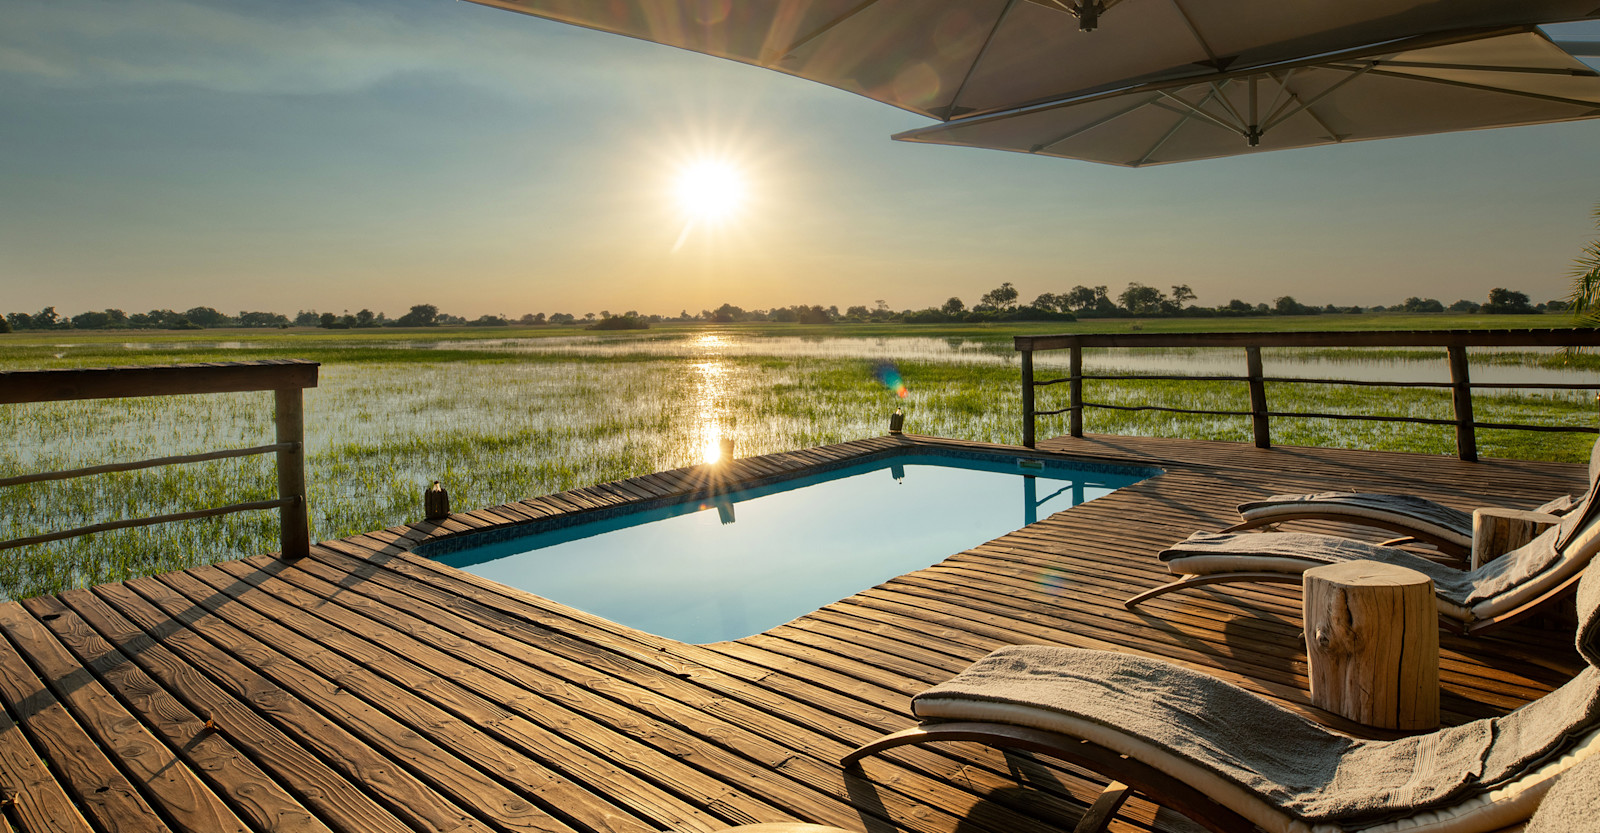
1,320,1595,600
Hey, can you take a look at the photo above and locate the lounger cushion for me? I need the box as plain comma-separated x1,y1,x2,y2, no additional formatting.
1238,493,1473,546
913,646,1600,831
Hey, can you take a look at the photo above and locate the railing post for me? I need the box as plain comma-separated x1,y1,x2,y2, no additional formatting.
275,387,311,557
1021,348,1036,449
1447,345,1478,462
1245,346,1271,449
1069,343,1084,438
1024,345,1036,447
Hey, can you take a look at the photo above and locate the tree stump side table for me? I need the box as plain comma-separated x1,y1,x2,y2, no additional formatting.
1304,561,1440,731
1471,507,1561,569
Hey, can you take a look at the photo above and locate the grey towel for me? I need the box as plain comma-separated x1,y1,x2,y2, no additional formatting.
1525,751,1600,833
914,646,1600,827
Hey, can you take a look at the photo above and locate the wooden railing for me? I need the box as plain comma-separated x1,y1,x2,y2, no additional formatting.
1015,330,1600,461
0,360,319,557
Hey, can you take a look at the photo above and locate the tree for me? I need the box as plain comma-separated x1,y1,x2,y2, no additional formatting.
396,304,440,327
71,309,128,330
355,309,377,328
1118,283,1166,315
1400,297,1444,313
5,312,30,330
183,306,229,327
238,311,289,327
1482,288,1533,314
1063,285,1108,311
1447,299,1480,313
709,303,744,323
293,310,321,327
796,305,834,324
1032,292,1064,312
978,282,1019,311
0,316,10,333
941,297,965,315
1274,296,1316,315
32,307,60,329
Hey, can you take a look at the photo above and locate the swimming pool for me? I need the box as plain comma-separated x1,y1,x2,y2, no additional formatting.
425,448,1155,644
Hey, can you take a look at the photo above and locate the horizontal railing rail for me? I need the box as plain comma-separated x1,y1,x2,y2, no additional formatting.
1015,329,1600,460
0,360,319,556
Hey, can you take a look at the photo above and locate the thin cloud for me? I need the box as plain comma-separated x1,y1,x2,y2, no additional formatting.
0,0,730,99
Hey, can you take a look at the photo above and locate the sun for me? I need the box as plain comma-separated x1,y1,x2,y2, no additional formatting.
675,159,745,224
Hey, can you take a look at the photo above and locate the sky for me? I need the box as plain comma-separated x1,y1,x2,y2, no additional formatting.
3,0,1600,320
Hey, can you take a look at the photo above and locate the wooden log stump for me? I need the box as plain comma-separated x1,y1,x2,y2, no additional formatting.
1471,508,1561,569
1304,562,1439,731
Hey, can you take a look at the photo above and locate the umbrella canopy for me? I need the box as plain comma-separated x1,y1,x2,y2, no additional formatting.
464,0,1600,121
889,26,1600,165
891,26,1600,166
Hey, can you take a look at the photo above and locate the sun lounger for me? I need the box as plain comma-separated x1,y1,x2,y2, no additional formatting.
1225,438,1598,559
1124,450,1600,634
1227,491,1577,558
842,552,1600,833
1127,482,1600,635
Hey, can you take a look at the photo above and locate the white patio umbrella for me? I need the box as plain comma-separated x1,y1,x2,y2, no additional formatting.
463,0,1600,121
891,26,1600,166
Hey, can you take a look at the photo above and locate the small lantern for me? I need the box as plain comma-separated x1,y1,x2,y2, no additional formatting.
719,436,735,463
424,481,451,520
888,408,905,435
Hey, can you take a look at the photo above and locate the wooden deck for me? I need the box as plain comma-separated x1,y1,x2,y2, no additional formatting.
0,434,1587,833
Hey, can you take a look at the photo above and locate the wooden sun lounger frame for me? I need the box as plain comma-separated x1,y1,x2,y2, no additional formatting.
842,721,1259,833
1124,569,1586,637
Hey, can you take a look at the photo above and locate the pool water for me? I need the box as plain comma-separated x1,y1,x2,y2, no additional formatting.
430,450,1154,644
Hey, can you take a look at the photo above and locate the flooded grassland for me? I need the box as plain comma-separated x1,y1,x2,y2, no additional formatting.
2,322,1597,599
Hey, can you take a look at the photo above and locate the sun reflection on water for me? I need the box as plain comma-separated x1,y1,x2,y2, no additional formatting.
691,333,732,464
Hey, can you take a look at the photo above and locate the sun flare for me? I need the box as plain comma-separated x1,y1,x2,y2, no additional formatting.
675,160,745,224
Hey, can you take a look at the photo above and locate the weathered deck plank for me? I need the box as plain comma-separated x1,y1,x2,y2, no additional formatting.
0,434,1588,833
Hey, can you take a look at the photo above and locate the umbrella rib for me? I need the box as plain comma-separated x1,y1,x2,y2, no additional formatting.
1138,86,1231,164
1260,64,1374,132
1261,68,1298,124
1363,59,1598,77
1263,76,1346,141
1209,78,1249,132
1167,0,1224,67
771,0,883,63
1032,95,1164,152
946,0,1023,119
1154,85,1244,135
1330,64,1600,110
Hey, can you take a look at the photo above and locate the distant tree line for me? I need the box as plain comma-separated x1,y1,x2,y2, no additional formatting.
0,286,1566,333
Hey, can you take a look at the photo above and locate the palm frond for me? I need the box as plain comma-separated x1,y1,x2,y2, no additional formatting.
1568,204,1600,328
